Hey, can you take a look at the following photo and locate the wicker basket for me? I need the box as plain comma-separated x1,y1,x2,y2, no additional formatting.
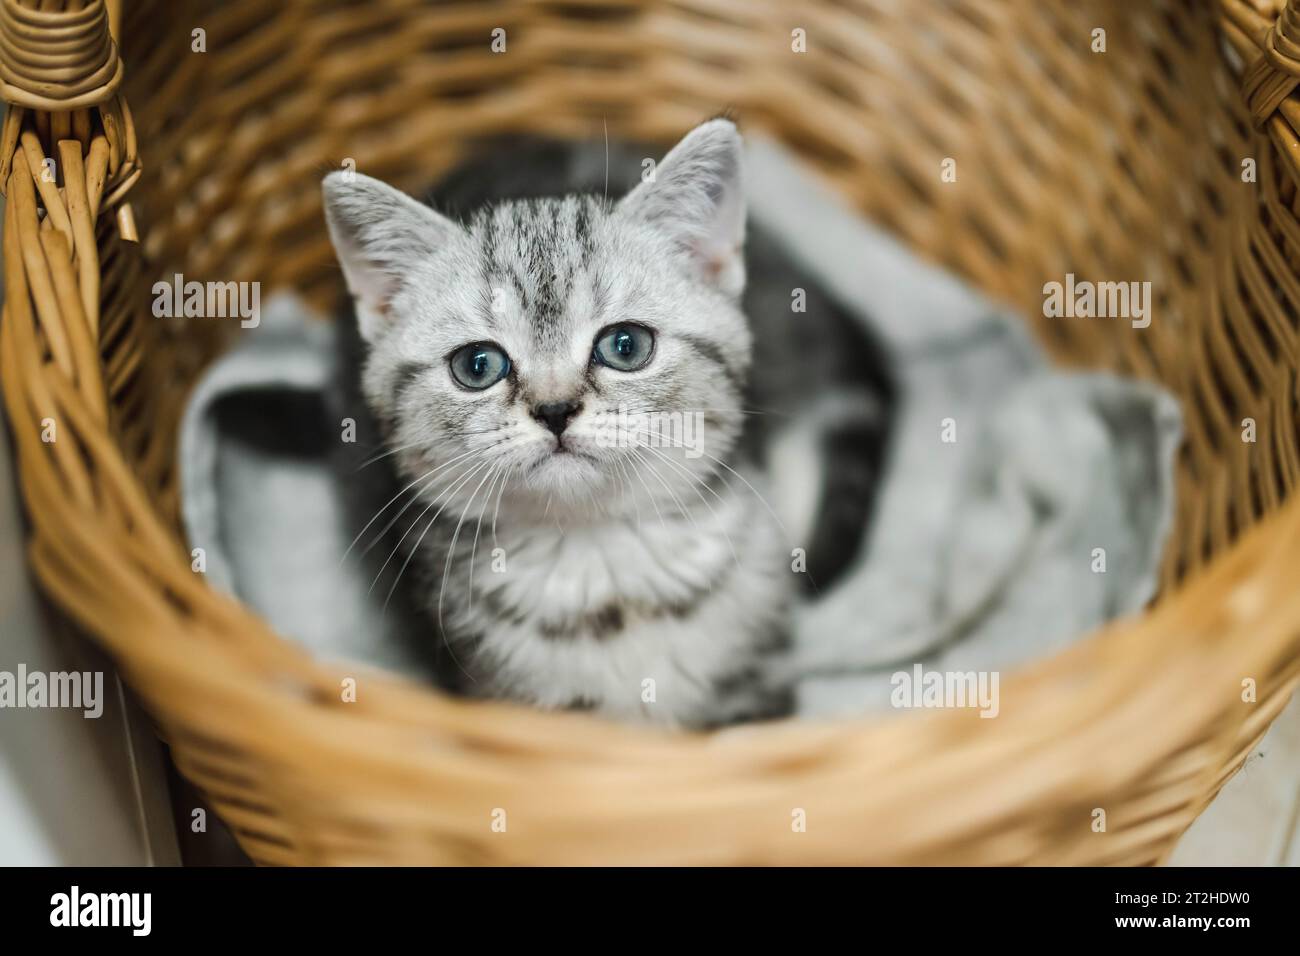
3,0,1299,866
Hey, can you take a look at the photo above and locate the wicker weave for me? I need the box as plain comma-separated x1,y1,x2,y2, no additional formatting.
2,0,1299,865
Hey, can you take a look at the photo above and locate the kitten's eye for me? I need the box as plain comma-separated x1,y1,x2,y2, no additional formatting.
449,342,511,390
593,323,655,372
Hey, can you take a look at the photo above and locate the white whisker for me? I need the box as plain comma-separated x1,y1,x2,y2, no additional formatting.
372,457,491,600
436,462,499,631
637,440,741,569
343,445,482,562
467,464,504,614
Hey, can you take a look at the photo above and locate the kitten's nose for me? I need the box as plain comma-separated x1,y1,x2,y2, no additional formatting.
533,400,581,436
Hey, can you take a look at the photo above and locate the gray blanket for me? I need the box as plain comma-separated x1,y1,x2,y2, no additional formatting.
742,141,1181,715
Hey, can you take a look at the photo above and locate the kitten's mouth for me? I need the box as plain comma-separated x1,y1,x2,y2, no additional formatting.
550,434,596,459
525,439,602,481
538,442,595,464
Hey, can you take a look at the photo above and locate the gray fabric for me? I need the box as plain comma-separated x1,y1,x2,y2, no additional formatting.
179,139,1182,718
744,138,1182,716
179,298,427,675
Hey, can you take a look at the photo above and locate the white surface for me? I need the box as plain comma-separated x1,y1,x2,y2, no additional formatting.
1168,691,1300,866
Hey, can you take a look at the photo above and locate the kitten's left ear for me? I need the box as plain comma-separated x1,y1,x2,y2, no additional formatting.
620,119,746,296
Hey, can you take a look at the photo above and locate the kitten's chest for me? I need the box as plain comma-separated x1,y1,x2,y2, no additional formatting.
468,512,740,630
448,506,791,724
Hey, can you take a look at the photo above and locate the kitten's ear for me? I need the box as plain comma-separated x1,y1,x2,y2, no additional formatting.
619,119,746,296
322,171,459,342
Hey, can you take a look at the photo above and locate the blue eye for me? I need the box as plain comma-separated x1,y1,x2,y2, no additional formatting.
449,343,511,389
593,324,655,371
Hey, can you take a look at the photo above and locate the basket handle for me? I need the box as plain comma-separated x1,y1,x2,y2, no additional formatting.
0,0,122,111
0,0,137,218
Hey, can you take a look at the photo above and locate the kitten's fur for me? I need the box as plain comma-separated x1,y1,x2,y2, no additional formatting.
324,122,790,726
323,121,888,728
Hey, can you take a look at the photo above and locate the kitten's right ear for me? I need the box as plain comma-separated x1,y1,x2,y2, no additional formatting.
322,171,458,342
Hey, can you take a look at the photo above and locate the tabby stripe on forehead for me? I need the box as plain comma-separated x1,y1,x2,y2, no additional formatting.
679,334,742,391
532,210,561,329
481,210,529,315
476,227,499,309
574,198,593,260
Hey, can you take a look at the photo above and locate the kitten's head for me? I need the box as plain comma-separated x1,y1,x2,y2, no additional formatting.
322,120,749,520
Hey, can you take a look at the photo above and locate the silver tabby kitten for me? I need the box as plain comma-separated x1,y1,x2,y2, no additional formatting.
322,120,792,727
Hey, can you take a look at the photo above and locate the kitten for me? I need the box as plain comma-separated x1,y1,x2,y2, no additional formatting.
323,121,798,727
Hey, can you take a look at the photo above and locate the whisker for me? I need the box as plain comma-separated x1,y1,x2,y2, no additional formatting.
625,448,668,530
358,424,516,472
371,457,491,599
436,462,500,632
617,456,643,532
638,441,741,569
626,447,729,595
490,463,513,549
348,447,486,561
392,431,533,682
631,445,692,524
342,446,483,563
627,431,817,592
604,404,790,420
386,458,488,683
356,439,426,471
467,464,504,614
